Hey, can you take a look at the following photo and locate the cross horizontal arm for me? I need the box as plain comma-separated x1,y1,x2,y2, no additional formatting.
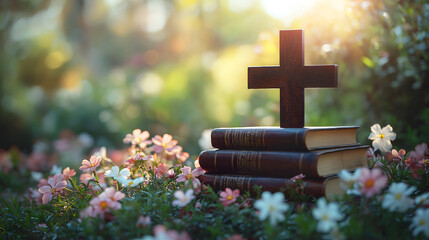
248,66,283,88
301,65,338,88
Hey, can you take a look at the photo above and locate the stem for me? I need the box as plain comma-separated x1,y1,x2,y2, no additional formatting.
93,171,104,191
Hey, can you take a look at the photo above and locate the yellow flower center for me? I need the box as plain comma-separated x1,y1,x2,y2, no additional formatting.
136,137,142,143
227,195,233,201
269,205,275,212
365,179,375,188
100,201,108,210
128,181,134,186
419,219,426,226
51,188,56,194
379,134,384,139
394,193,402,200
322,214,329,221
186,173,193,179
182,197,188,203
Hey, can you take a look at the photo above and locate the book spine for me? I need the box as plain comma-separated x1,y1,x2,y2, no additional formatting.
198,174,326,197
199,150,320,178
211,128,308,151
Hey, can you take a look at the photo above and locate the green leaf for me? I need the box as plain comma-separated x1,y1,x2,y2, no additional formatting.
362,57,375,68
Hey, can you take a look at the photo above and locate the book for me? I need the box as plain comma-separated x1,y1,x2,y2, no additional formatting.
198,173,344,198
198,145,368,178
211,126,360,151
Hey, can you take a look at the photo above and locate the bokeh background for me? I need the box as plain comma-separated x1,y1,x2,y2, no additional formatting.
1,0,428,161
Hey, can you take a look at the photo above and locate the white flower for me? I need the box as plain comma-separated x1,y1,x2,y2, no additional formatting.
106,166,131,182
415,192,429,206
410,208,429,237
254,192,289,226
120,177,145,188
382,182,415,212
198,129,213,150
312,198,343,233
50,165,62,175
338,169,361,195
172,189,195,207
368,124,396,152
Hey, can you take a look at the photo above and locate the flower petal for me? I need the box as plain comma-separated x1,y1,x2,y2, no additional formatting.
370,124,382,134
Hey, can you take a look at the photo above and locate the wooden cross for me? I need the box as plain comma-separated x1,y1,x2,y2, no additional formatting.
248,30,338,128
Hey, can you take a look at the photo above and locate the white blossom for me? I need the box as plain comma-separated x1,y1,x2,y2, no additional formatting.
338,168,361,195
410,208,429,237
106,166,131,182
312,198,343,233
254,192,289,226
382,182,415,212
368,124,396,152
172,189,195,207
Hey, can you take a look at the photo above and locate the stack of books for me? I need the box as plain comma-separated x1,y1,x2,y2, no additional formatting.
198,126,368,198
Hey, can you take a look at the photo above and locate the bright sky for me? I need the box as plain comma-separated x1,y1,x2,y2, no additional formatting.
260,0,320,25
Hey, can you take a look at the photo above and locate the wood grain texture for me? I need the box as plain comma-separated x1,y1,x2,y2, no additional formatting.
248,30,338,128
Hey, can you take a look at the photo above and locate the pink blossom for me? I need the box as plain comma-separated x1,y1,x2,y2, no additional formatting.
0,150,12,174
88,188,124,218
38,173,67,204
123,129,152,148
219,188,240,207
176,166,203,188
291,173,305,181
152,225,191,240
62,167,76,179
226,234,247,240
167,169,175,179
356,168,388,198
79,156,102,172
386,149,406,163
409,143,429,161
155,163,169,178
28,188,43,204
80,206,97,218
98,187,126,203
176,152,189,162
38,178,49,188
152,134,182,154
136,215,151,228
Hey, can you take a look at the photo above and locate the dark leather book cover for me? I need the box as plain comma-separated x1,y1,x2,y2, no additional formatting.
199,146,368,178
198,173,342,198
211,126,359,151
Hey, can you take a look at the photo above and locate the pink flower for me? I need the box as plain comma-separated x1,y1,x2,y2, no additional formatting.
136,216,151,228
123,129,152,148
80,206,97,218
79,156,102,172
219,188,240,207
38,173,67,204
176,166,203,188
356,168,388,198
98,187,126,203
152,225,191,240
155,163,169,178
167,169,175,179
62,167,76,179
152,134,182,154
89,188,124,217
409,143,429,161
291,173,305,181
28,188,43,204
226,234,247,240
0,150,12,174
176,152,189,162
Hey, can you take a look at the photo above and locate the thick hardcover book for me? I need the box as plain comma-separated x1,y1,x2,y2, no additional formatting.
211,126,359,151
199,145,368,178
198,173,344,198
